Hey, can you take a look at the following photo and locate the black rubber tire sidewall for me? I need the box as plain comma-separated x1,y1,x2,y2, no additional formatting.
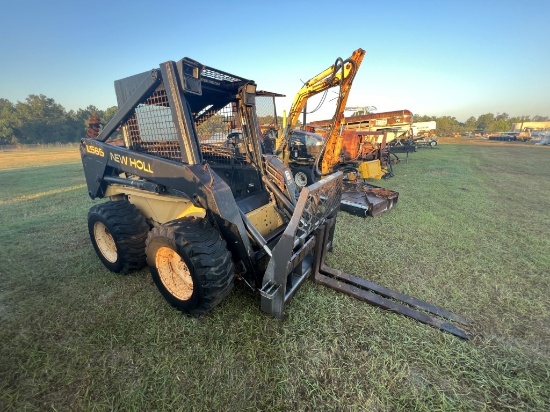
146,217,235,316
87,201,149,273
146,231,200,312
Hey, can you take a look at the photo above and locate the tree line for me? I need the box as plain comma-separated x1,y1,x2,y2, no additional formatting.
413,113,549,137
0,95,117,145
1,94,548,145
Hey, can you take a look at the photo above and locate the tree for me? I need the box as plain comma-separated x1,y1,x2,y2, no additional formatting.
103,106,118,124
476,113,495,131
434,116,460,136
495,112,509,122
465,116,477,130
413,114,436,122
15,94,72,144
0,93,548,145
66,105,116,140
488,119,510,132
196,114,226,141
0,98,21,144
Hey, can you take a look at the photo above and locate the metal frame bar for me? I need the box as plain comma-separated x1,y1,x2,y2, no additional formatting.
260,172,343,318
97,70,162,142
160,61,202,165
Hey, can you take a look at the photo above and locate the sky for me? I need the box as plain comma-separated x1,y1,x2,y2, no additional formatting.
1,0,549,122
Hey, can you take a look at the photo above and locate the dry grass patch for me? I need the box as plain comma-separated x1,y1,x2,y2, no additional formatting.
0,145,81,170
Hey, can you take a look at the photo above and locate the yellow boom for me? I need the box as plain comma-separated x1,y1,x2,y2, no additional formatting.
276,48,365,175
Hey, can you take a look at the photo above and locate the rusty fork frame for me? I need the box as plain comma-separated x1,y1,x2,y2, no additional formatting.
313,217,471,340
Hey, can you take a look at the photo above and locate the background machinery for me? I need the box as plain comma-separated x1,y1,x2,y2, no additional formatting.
275,49,365,180
80,54,470,338
273,48,398,216
309,108,419,161
308,109,414,143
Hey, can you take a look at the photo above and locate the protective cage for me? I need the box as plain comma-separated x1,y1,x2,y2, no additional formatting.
123,88,182,161
118,76,279,166
197,102,251,165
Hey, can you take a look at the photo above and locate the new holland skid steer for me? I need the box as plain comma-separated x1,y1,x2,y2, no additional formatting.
80,55,470,338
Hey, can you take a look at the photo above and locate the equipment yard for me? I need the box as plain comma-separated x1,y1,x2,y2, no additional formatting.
1,141,549,411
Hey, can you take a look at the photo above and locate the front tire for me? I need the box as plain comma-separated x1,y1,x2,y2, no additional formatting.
146,217,235,316
87,200,150,273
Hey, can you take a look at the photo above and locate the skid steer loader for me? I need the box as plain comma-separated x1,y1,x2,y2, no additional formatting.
80,55,470,338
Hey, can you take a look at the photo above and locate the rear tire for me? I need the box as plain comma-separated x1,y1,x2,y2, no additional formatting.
88,200,150,273
146,217,235,316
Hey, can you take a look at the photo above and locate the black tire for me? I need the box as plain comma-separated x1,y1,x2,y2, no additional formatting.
292,166,315,188
88,200,150,273
146,217,235,316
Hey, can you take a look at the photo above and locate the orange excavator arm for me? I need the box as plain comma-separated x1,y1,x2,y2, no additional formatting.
276,48,365,174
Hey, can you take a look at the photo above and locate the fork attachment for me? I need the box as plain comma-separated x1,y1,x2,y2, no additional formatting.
313,218,471,339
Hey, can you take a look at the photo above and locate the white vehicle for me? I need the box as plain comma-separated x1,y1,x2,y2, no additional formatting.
535,132,550,146
411,121,437,138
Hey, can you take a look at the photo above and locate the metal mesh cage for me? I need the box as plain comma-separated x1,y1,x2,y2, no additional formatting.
196,103,235,144
196,103,250,164
121,76,273,165
255,95,278,129
202,67,244,84
255,94,279,154
124,87,182,162
296,174,343,240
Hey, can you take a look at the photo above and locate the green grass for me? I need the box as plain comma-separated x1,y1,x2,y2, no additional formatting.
1,143,549,411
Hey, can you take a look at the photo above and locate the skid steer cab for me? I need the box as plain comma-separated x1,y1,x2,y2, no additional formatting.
80,56,471,339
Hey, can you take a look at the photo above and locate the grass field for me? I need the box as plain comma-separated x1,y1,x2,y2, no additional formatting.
0,144,81,170
1,142,549,411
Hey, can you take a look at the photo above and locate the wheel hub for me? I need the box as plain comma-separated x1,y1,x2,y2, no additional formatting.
294,171,308,188
93,221,118,263
155,247,193,300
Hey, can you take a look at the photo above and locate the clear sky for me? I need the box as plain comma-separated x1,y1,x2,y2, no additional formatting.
1,0,549,122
